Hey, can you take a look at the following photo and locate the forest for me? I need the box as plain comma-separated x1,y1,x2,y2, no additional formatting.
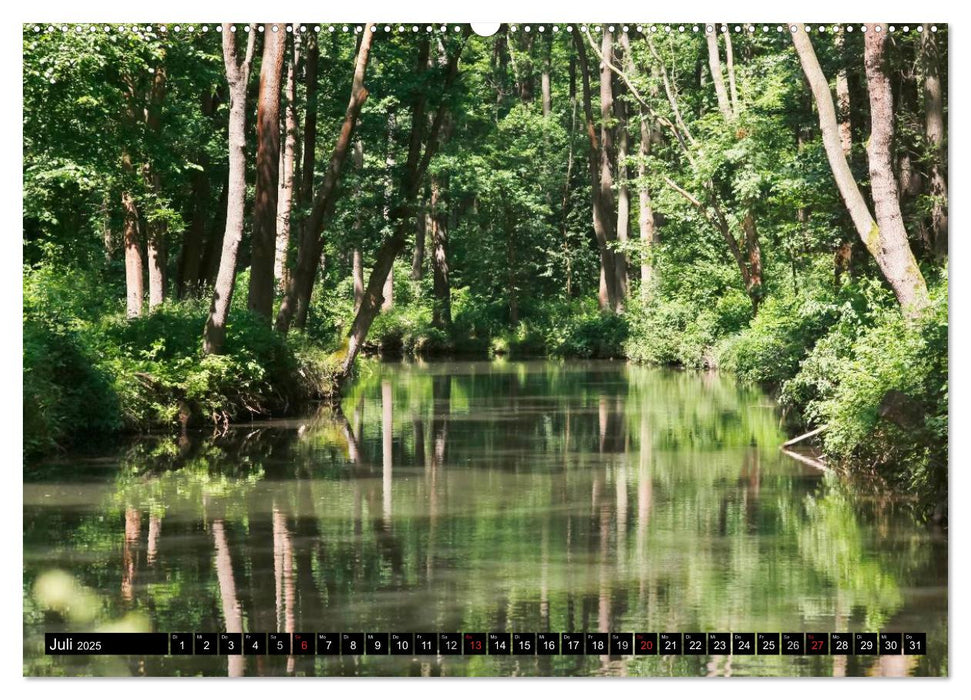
23,23,947,520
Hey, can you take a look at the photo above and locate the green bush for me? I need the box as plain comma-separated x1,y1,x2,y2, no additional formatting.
796,285,947,519
624,296,720,367
717,290,840,386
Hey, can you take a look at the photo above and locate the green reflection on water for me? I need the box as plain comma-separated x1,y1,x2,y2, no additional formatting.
23,361,947,677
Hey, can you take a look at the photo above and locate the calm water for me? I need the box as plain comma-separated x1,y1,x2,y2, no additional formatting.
23,361,947,676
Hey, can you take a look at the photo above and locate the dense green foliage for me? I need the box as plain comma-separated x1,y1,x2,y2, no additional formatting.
23,24,947,517
24,264,337,458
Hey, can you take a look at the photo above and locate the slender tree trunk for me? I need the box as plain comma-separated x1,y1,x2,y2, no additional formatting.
541,34,552,117
121,152,143,319
922,25,947,257
352,140,365,314
833,31,855,286
600,30,625,309
706,29,733,121
835,32,852,157
144,65,168,311
275,27,375,333
792,26,929,317
430,175,451,330
380,110,397,312
741,209,763,312
412,198,426,281
573,29,618,312
178,167,209,298
299,34,319,206
638,116,656,299
200,179,228,289
145,175,167,311
275,30,301,291
614,70,630,303
248,24,287,323
203,24,257,355
339,37,463,387
353,249,364,314
723,27,739,119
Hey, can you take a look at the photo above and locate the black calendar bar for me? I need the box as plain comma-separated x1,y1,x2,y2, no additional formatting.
43,631,927,656
45,633,169,655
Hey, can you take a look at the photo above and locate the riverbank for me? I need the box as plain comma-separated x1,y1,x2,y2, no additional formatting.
24,264,947,523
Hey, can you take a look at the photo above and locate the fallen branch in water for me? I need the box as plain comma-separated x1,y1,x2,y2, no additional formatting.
781,448,830,473
782,425,827,448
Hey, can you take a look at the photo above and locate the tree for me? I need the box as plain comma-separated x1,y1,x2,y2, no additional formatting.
921,25,947,257
792,25,929,317
275,26,375,333
574,28,619,313
275,28,301,291
203,24,257,355
337,33,466,387
248,24,287,323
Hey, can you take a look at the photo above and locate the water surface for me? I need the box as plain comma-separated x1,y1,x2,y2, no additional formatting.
23,360,947,676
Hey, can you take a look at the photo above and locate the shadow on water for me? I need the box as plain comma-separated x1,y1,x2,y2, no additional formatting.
23,360,947,677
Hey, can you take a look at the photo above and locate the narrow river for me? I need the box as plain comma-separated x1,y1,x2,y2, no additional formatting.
23,360,947,676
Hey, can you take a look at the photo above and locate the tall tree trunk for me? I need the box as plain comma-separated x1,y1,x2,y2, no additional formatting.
178,167,209,299
145,64,168,311
792,26,929,317
599,30,625,309
248,24,287,323
741,209,763,312
430,175,451,330
145,173,167,311
339,37,463,387
353,249,364,314
541,34,552,117
299,33,319,206
380,110,397,312
835,31,852,157
638,116,656,299
275,30,301,292
203,24,257,355
352,141,365,314
863,28,931,314
275,27,375,333
614,65,630,303
412,198,426,281
200,179,228,290
573,29,618,313
723,27,739,119
706,29,733,121
922,25,947,257
121,155,143,319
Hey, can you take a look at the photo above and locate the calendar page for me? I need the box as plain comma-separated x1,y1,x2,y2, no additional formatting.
22,17,948,680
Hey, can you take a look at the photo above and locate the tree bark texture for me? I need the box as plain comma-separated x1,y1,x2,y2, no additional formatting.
248,24,287,322
792,26,929,317
203,24,257,355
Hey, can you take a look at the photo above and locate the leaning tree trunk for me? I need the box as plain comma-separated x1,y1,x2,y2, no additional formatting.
203,24,256,355
792,25,929,318
248,23,287,323
338,36,463,388
863,27,931,315
275,26,375,333
299,33,319,206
